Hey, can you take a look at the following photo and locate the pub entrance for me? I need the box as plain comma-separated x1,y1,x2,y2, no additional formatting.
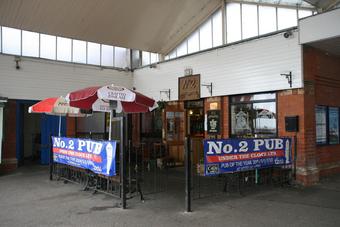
185,100,204,165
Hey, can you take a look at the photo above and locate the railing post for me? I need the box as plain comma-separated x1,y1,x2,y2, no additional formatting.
185,136,192,212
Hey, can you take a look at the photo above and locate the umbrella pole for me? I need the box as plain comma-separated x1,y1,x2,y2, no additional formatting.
120,114,127,209
109,109,113,140
58,115,61,137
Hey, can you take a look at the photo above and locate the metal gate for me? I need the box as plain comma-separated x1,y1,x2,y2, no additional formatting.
185,137,294,212
127,141,168,198
50,139,169,207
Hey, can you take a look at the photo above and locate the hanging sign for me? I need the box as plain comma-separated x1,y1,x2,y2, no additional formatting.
178,74,200,101
52,137,116,176
207,110,220,134
204,138,292,176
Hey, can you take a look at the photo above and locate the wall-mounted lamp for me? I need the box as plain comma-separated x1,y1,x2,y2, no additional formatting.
160,89,171,101
14,56,21,70
281,72,292,88
201,82,213,96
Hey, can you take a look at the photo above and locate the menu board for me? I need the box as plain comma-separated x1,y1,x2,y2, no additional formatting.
329,107,339,144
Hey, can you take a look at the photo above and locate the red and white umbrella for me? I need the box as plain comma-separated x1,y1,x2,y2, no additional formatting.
66,84,157,139
97,85,157,113
67,85,157,113
28,97,89,136
28,97,83,115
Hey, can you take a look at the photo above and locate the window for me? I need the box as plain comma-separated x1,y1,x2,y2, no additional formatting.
87,42,100,65
166,111,184,141
277,8,297,30
150,53,158,64
242,4,258,39
2,27,21,55
22,31,39,57
40,34,56,60
328,107,339,144
101,45,114,67
177,41,187,57
169,50,176,59
231,93,276,138
199,19,212,50
115,47,128,68
315,106,340,145
298,9,313,19
72,40,86,63
142,51,150,65
258,6,277,35
212,9,223,47
0,25,135,68
188,31,199,54
226,3,241,43
57,37,72,61
315,106,327,144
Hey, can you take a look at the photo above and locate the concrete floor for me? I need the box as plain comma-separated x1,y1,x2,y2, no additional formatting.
1,166,340,227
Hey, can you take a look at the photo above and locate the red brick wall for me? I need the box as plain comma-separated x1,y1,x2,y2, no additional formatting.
0,100,17,173
277,89,319,185
304,46,340,177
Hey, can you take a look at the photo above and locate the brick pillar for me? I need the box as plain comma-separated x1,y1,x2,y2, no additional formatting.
0,100,17,173
303,46,340,179
222,96,229,139
278,89,319,186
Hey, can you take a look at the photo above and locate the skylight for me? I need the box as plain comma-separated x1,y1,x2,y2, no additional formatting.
229,0,314,8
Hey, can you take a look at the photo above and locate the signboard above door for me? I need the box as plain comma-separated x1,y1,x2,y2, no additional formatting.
178,74,200,101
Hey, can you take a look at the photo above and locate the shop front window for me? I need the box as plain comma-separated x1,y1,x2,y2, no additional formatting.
231,93,276,138
166,111,184,141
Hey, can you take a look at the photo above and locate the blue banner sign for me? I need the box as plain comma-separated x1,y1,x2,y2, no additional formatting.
52,137,116,176
204,138,292,176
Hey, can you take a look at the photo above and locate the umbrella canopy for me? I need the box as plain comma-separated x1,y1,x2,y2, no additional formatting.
28,97,83,116
67,86,101,110
28,96,90,137
97,85,157,113
67,85,157,113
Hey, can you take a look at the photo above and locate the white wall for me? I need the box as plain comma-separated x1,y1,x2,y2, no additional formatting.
133,31,302,101
0,55,133,100
299,8,340,44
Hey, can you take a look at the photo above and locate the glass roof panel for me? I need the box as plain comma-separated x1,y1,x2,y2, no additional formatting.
227,1,314,8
